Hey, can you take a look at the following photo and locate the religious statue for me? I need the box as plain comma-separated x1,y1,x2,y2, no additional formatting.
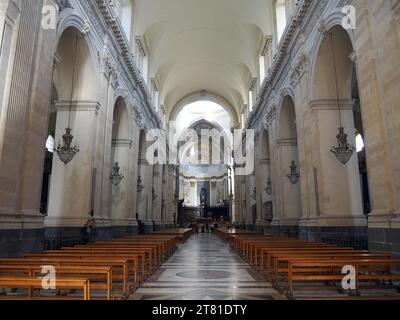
200,188,207,206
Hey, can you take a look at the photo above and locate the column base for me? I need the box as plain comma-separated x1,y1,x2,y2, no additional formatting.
298,215,367,228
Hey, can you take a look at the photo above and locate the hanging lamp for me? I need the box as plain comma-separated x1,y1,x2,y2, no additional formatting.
110,139,125,187
110,162,124,187
56,34,80,165
286,109,300,185
328,32,355,165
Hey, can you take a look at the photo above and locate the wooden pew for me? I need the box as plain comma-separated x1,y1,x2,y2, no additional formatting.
119,235,178,258
151,228,194,243
0,258,130,298
220,233,400,300
0,277,90,300
0,265,112,300
81,243,157,271
271,252,392,288
285,259,400,299
24,252,140,286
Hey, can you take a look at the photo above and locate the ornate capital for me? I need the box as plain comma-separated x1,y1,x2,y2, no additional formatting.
290,50,309,87
349,51,358,65
57,0,72,11
318,19,328,34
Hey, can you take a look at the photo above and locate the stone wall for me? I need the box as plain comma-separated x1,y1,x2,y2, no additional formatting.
0,0,176,258
243,0,400,249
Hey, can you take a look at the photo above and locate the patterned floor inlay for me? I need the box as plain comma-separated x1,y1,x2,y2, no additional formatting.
129,233,284,300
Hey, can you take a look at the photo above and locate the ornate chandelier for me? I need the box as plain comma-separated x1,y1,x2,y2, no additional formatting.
110,162,124,187
287,161,300,185
331,127,355,165
328,32,355,165
56,34,80,165
56,128,79,165
287,109,300,185
264,178,272,195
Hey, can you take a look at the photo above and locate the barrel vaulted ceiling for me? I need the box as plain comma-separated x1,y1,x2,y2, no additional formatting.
134,0,275,123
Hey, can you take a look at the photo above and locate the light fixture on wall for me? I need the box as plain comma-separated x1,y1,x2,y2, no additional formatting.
286,109,300,185
137,176,144,192
110,140,124,187
56,34,80,165
328,32,355,165
264,178,272,195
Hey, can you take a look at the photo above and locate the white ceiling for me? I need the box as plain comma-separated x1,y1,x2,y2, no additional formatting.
134,0,275,123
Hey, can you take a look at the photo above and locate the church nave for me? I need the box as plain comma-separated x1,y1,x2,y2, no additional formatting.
130,233,282,300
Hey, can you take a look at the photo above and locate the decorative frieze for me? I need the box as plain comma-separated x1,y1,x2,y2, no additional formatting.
290,50,309,87
247,0,314,128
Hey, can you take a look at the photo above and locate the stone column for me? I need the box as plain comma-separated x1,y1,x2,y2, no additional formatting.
0,1,19,109
353,0,400,253
245,173,256,227
110,139,133,226
45,100,101,228
136,158,148,220
272,138,302,230
145,163,154,230
211,180,217,206
305,99,365,229
151,164,162,225
0,0,57,256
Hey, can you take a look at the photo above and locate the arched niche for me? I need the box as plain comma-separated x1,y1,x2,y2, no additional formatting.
308,24,367,224
53,27,97,102
312,25,354,101
109,97,132,223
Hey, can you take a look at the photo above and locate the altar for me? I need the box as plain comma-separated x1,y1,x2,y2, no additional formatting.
178,204,229,224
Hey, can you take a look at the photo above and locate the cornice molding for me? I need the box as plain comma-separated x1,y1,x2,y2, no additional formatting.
247,0,313,128
94,0,162,129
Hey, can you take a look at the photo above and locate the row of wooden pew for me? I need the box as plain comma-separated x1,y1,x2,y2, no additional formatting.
215,229,400,300
152,228,195,243
0,231,186,300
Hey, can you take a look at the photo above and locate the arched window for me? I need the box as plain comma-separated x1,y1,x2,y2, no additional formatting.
45,135,55,153
275,0,287,43
113,0,133,41
356,132,365,153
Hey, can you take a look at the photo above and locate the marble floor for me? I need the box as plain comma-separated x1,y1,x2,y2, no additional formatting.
129,233,284,300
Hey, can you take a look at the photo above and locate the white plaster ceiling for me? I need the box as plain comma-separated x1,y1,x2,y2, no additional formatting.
134,0,275,122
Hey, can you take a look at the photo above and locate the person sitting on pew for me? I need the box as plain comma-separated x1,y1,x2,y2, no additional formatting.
81,210,96,244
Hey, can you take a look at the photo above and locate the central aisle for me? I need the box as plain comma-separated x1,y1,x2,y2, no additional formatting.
130,233,283,300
